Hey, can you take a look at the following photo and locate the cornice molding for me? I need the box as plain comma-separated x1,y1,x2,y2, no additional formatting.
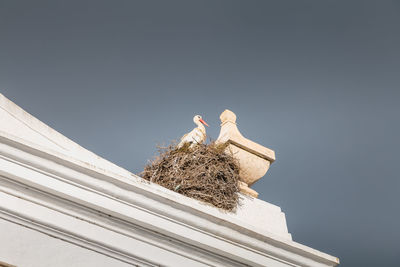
0,133,339,267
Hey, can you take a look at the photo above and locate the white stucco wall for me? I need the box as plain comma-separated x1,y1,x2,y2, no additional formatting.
0,219,132,267
0,93,339,267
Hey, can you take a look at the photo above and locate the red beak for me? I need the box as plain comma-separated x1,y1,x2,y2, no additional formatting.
199,118,209,127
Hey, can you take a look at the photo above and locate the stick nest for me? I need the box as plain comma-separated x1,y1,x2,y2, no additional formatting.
140,142,240,211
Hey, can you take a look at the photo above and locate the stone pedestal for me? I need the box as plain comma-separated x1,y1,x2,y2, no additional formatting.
216,110,275,198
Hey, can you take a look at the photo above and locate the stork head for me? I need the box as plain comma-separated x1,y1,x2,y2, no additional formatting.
193,115,209,127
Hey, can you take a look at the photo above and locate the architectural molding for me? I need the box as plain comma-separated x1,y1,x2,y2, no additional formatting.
0,94,339,266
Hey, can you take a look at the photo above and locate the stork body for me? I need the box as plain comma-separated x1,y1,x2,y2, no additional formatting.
177,115,209,149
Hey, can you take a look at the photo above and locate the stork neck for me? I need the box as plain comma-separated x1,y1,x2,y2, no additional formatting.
196,123,206,133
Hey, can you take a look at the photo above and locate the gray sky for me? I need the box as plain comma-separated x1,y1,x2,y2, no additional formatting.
1,1,399,266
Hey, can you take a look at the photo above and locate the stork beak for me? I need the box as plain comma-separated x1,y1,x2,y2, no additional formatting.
199,118,209,127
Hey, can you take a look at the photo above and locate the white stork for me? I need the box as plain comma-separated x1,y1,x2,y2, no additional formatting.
177,115,209,149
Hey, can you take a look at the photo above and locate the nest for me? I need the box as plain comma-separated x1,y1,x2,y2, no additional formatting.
140,142,240,211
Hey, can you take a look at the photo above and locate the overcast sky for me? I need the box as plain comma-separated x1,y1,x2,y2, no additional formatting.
1,1,399,266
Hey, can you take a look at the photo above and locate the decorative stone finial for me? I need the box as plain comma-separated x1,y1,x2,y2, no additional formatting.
220,109,237,125
216,110,275,198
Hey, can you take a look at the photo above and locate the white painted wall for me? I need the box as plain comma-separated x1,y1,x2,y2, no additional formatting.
0,93,339,267
0,219,132,267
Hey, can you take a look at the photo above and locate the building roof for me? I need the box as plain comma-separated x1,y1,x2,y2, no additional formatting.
0,93,339,266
